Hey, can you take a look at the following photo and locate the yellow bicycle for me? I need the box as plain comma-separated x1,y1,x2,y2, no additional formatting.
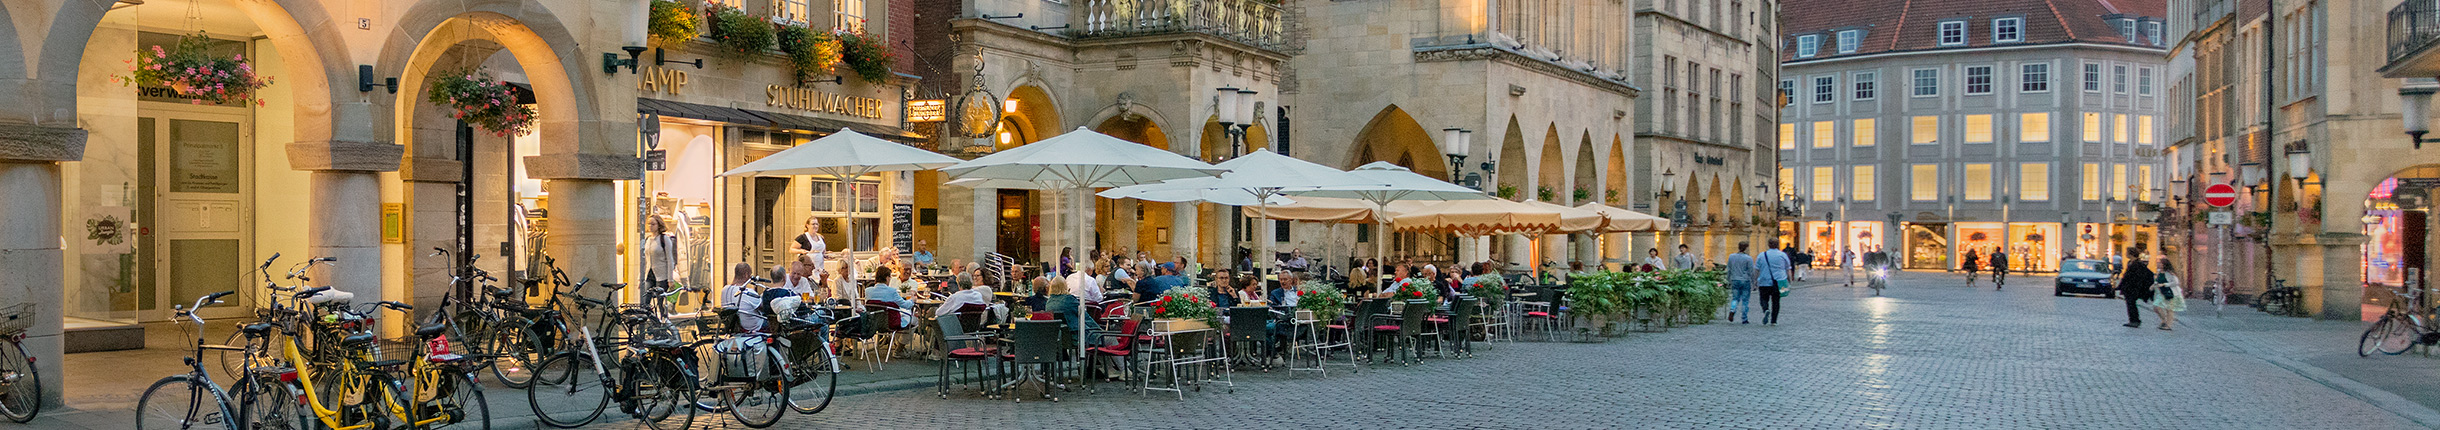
267,287,417,430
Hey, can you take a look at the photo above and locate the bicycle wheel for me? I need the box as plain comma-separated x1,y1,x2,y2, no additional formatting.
488,323,537,388
370,375,418,430
525,353,607,428
635,356,695,430
0,340,41,423
784,342,838,415
422,371,489,429
722,356,788,428
2359,317,2394,357
2379,317,2419,355
233,376,306,430
135,375,235,430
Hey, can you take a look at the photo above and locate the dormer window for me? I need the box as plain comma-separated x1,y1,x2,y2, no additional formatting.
1797,34,1820,57
2143,21,2163,46
1837,30,1860,53
2119,19,2137,42
1993,18,2022,43
1939,21,1967,46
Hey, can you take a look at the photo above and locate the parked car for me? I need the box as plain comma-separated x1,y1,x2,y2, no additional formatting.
2054,259,2115,298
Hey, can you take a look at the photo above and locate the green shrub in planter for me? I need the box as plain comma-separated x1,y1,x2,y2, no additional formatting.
775,24,840,84
647,0,702,47
836,31,894,82
705,3,773,55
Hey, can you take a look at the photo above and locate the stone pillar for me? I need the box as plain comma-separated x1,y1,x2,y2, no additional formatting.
973,187,998,257
1540,233,1566,268
1503,234,1530,269
1170,202,1196,262
2319,238,2367,321
307,172,384,299
546,179,619,292
1114,199,1139,255
0,161,65,407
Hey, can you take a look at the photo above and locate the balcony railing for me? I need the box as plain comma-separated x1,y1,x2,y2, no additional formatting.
2390,0,2440,65
1069,0,1285,50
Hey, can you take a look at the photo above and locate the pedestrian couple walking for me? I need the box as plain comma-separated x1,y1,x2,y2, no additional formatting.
1723,239,1794,325
2115,259,2185,330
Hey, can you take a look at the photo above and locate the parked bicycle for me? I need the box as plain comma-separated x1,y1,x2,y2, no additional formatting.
2360,284,2440,357
0,299,42,423
136,291,297,430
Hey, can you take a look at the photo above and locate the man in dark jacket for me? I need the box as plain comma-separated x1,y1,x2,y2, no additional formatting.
2115,260,2157,328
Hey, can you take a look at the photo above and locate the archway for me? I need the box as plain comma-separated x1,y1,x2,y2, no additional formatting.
1602,136,1628,262
1496,117,1528,199
1348,105,1451,260
1093,114,1172,260
978,84,1059,263
1534,125,1564,267
2363,165,2440,315
388,6,594,311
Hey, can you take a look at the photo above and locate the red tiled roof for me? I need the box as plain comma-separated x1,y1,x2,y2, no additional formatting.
1780,0,2166,62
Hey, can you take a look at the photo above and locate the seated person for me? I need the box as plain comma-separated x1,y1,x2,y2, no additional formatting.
721,262,768,333
935,285,1008,322
1139,263,1189,298
1267,272,1303,308
1039,273,1100,342
1208,270,1240,308
865,267,917,329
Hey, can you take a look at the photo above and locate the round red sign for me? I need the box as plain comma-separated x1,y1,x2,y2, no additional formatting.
2203,183,2239,207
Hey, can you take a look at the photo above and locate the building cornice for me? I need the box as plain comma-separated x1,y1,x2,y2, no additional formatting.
1635,131,1758,152
1412,44,1644,98
1783,42,2169,68
1634,8,1757,47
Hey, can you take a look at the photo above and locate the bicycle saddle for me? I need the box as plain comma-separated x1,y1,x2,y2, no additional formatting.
240,323,276,336
639,338,687,349
341,333,379,347
414,323,448,339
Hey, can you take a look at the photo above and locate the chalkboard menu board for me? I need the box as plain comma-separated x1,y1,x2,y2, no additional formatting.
892,203,914,251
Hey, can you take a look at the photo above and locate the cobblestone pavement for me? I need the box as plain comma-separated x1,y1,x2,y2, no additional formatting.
15,270,2434,429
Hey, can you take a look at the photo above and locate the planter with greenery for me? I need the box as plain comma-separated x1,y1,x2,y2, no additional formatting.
1537,186,1557,202
1572,188,1592,203
775,24,840,84
1465,275,1505,308
704,2,774,55
116,33,273,106
647,0,703,47
426,69,535,137
1495,185,1519,199
1296,282,1348,323
836,31,894,82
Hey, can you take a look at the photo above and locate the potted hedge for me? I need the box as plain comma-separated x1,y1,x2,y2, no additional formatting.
116,33,274,106
425,69,535,137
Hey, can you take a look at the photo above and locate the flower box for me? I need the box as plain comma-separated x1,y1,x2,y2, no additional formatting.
1150,318,1209,333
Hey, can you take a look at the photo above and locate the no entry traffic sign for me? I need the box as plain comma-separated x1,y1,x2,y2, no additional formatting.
2204,183,2240,207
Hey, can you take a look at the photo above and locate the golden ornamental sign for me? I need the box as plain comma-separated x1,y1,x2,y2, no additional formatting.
907,100,946,122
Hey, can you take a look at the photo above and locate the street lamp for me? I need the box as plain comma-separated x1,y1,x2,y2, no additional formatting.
1441,128,1476,188
2401,85,2435,149
2285,142,2313,180
1215,87,1259,157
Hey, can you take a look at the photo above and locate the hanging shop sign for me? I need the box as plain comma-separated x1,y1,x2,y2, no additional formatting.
767,85,888,119
907,100,946,122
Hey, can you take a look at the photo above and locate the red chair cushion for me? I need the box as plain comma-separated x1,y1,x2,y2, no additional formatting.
1093,345,1132,355
1526,311,1550,317
949,347,998,359
1426,317,1449,323
1372,325,1402,331
1326,324,1348,330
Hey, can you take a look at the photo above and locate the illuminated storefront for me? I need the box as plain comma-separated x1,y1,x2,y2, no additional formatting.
1902,223,1950,269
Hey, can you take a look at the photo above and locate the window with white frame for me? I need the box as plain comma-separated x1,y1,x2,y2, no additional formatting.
1911,164,1940,201
2019,163,2050,201
1964,163,1994,200
2083,63,2103,92
2144,21,2163,46
2112,64,2129,94
2119,19,2137,42
1939,21,1966,46
1779,123,1796,149
2082,163,2101,200
2112,164,2129,199
2137,67,2154,95
1912,68,1939,96
1853,165,1877,201
2020,113,2050,142
2021,63,2050,92
1837,30,1860,53
2082,113,2103,142
1813,167,1836,202
1994,18,2022,43
2112,114,2130,143
1964,114,1994,143
1779,79,1795,106
1814,76,1835,103
1813,121,1836,148
1854,71,1877,100
1964,66,1993,95
1853,118,1877,147
2137,115,2156,144
1796,34,1819,57
774,0,811,25
833,0,867,33
1911,116,1939,144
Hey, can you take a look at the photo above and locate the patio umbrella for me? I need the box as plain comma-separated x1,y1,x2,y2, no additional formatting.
1281,161,1489,267
1096,176,1299,206
720,128,962,300
942,127,1223,360
1574,202,1671,233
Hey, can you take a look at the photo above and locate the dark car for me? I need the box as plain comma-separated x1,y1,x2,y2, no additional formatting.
2054,259,2115,298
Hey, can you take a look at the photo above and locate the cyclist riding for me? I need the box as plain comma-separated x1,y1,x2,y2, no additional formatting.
1990,249,2010,289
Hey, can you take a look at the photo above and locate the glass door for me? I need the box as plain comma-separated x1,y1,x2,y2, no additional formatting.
144,112,254,320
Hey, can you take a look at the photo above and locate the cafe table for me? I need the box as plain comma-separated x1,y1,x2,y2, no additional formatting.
1140,320,1230,399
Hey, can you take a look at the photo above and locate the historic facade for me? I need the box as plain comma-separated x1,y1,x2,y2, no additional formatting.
1779,0,2171,272
1631,0,1782,266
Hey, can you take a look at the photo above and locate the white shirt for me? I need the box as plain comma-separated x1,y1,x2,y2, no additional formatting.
1643,256,1668,270
722,282,765,333
1067,272,1104,304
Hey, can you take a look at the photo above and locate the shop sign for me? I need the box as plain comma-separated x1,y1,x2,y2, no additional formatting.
767,85,888,119
643,149,667,171
907,100,946,122
638,66,689,95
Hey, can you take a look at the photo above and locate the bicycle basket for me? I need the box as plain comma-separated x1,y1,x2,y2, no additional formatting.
0,303,35,336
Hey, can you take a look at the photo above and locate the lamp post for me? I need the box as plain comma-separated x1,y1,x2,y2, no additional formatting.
2402,86,2436,149
1215,87,1260,157
1441,128,1476,188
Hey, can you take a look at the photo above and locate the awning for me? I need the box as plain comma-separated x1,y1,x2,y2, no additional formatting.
636,98,927,143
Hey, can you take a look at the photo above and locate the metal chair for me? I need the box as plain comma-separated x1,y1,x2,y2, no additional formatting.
1224,306,1273,371
860,300,915,371
1396,300,1432,365
1517,286,1559,341
1001,320,1064,402
1358,299,1400,364
934,315,1000,399
1087,316,1145,393
1449,295,1477,357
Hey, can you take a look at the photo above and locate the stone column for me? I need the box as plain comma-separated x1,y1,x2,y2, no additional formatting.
2319,236,2368,321
1503,234,1531,270
973,187,998,258
1170,202,1197,262
290,141,407,307
0,125,84,407
525,152,639,300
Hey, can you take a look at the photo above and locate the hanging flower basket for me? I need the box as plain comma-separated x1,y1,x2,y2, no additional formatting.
115,33,273,106
648,0,703,47
836,31,895,82
776,24,841,85
704,2,774,55
425,69,535,137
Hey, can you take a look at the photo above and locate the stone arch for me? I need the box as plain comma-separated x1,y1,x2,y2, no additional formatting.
1604,136,1626,205
1705,174,1725,226
1346,105,1450,179
1003,84,1061,146
1572,132,1595,204
1536,124,1563,202
1496,116,1527,199
388,6,593,160
0,3,22,91
29,0,352,146
1092,107,1171,257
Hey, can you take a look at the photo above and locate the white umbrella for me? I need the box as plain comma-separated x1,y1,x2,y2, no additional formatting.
1110,149,1387,287
720,128,962,301
1097,177,1299,206
1285,161,1488,267
943,127,1222,359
